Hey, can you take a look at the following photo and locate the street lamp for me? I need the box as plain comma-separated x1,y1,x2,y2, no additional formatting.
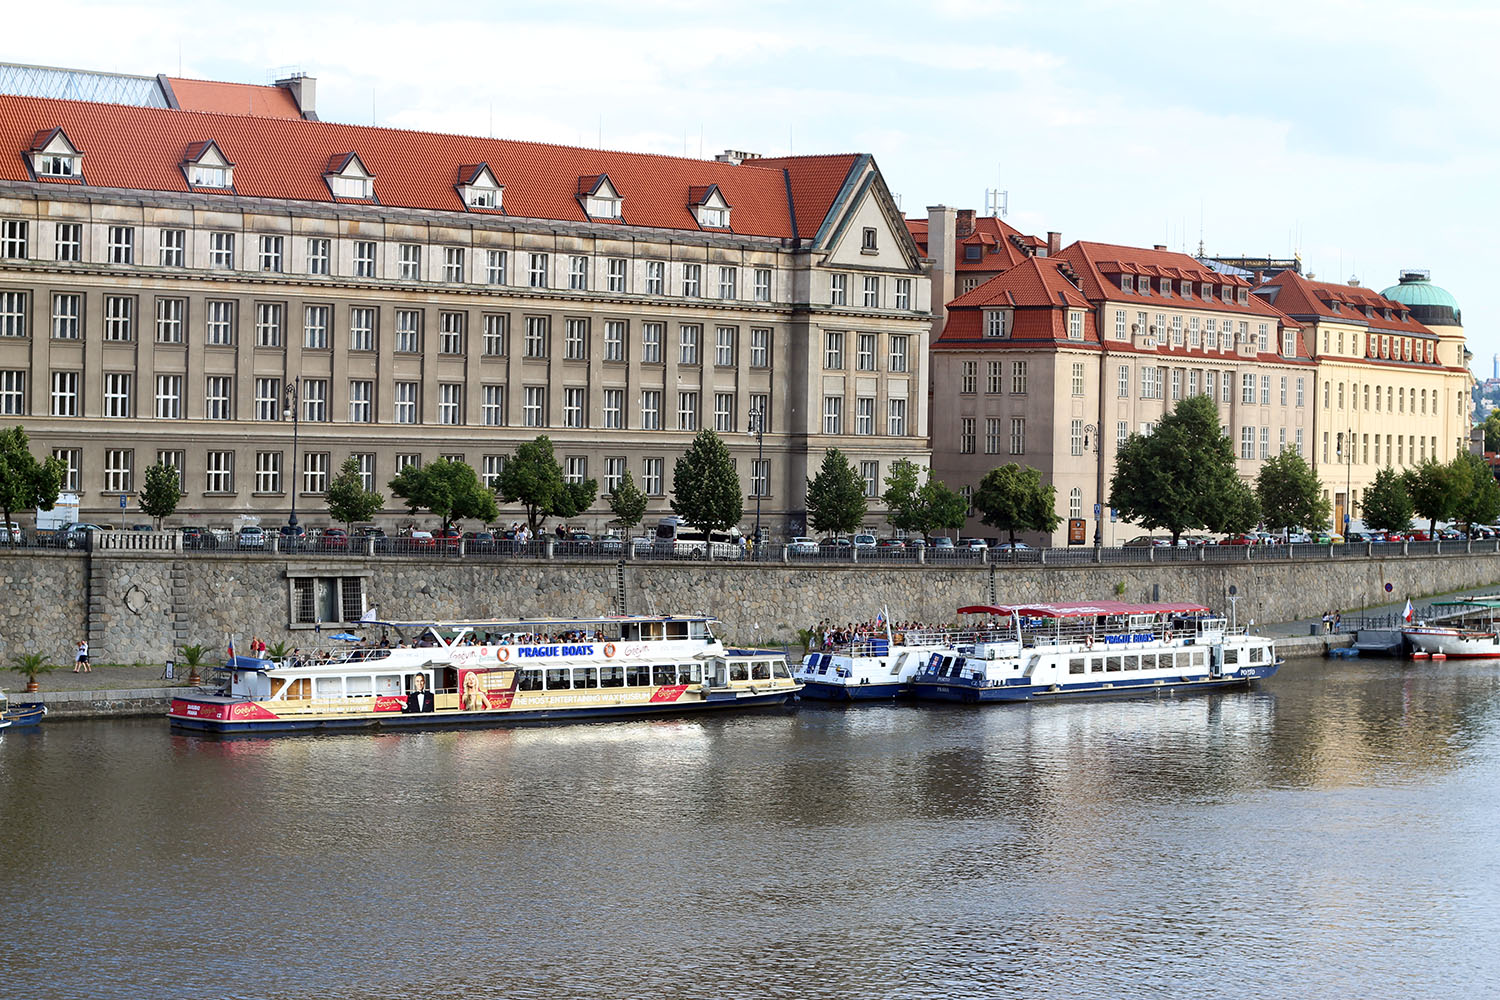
283,380,300,530
1345,425,1354,536
1083,422,1102,549
751,407,765,560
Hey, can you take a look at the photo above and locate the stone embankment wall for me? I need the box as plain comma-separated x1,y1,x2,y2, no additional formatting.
2,549,1498,665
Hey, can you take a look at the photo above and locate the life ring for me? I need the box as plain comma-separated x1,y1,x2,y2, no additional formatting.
603,642,617,658
1164,629,1173,642
497,647,510,662
1084,635,1094,650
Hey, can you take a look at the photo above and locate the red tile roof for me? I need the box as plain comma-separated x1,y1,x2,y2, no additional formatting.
0,95,859,239
1254,269,1431,336
936,257,1098,346
1055,240,1291,324
165,77,305,119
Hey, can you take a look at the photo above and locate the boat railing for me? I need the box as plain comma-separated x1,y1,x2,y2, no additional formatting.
820,627,1012,656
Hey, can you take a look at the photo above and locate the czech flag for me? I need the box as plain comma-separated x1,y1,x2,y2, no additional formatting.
1402,600,1415,623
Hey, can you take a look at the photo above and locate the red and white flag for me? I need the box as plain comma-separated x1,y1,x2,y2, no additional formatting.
1402,600,1415,623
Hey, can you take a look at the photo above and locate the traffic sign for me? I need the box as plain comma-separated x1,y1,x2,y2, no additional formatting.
119,495,127,509
1094,503,1102,518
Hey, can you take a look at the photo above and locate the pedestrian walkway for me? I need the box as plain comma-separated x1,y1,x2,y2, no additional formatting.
1256,583,1497,638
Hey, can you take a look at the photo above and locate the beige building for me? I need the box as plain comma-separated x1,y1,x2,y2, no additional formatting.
0,68,931,535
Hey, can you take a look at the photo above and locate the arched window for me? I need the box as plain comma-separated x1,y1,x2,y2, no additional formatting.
1069,487,1083,519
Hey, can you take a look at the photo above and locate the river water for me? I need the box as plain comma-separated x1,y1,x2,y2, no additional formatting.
3,655,1499,999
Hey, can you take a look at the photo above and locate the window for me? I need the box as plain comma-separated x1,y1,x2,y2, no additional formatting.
678,391,699,430
524,316,548,357
565,456,588,486
1012,361,1028,394
563,387,586,428
961,361,977,394
301,304,328,349
1072,362,1085,396
602,388,623,429
439,312,465,355
895,278,911,310
303,453,330,495
564,318,588,360
209,231,234,269
439,384,463,425
605,257,627,293
104,295,133,341
862,276,880,308
481,455,505,490
855,396,875,435
822,396,842,434
302,379,328,422
1241,374,1255,405
754,268,772,302
646,260,665,296
396,310,422,353
482,314,507,356
1296,377,1305,408
394,382,419,424
55,222,81,262
714,393,735,432
642,323,663,364
354,241,377,278
986,361,1003,395
889,335,909,373
99,372,132,418
52,293,81,339
107,225,134,264
1068,310,1084,340
1259,427,1270,460
484,248,508,285
1117,364,1130,398
679,325,700,365
205,375,232,420
256,378,282,421
50,371,78,416
718,266,738,300
824,331,845,369
245,302,281,348
1280,377,1288,406
524,386,546,427
104,449,133,493
985,418,1002,455
444,247,465,283
888,398,907,436
482,385,506,427
603,320,626,362
1221,373,1232,403
348,453,375,493
398,243,421,280
258,235,283,272
641,390,661,430
1241,426,1255,460
750,394,769,433
0,370,23,415
4,220,35,260
984,310,1008,339
1069,488,1083,520
683,263,702,297
207,299,235,346
755,459,774,498
569,255,589,291
643,458,664,496
1172,314,1184,345
1260,375,1271,406
349,307,375,352
960,417,976,454
305,237,330,275
1010,418,1025,455
830,273,848,306
850,332,875,372
349,380,372,423
53,448,80,492
1295,429,1304,457
204,451,234,493
395,454,421,474
153,374,180,419
1070,419,1084,456
1140,367,1161,399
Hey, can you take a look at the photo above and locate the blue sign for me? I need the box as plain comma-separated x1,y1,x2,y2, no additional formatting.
1385,582,1394,593
1109,508,1118,522
119,495,127,509
1094,503,1102,518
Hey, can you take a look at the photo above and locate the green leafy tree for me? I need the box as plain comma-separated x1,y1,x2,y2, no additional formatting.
1362,467,1414,534
881,458,926,536
1403,458,1460,538
1255,451,1329,538
917,478,970,537
138,461,181,528
805,448,867,536
326,457,385,530
1109,395,1259,545
388,457,499,535
1451,452,1500,535
1483,410,1500,452
497,436,574,534
0,425,64,549
972,463,1061,543
8,651,59,691
607,470,648,536
671,430,743,550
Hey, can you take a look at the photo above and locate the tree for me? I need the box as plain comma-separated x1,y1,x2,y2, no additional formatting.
1255,451,1329,538
607,470,648,536
7,651,59,692
0,425,64,549
326,457,385,530
671,430,743,548
972,463,1061,543
804,448,866,536
916,478,970,537
1404,458,1459,538
1484,410,1500,452
388,457,499,535
1450,452,1500,535
1109,395,1259,545
881,459,926,535
1362,467,1414,534
496,436,584,534
139,461,181,528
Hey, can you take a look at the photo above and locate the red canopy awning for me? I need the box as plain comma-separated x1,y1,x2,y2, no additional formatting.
957,601,1210,619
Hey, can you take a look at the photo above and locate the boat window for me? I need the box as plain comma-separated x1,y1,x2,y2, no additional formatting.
1069,657,1085,675
1224,648,1239,665
1192,652,1205,666
643,621,665,640
652,664,677,686
1106,656,1122,672
375,674,402,696
816,658,830,674
599,665,625,688
284,677,311,699
1090,657,1103,673
690,620,712,639
626,664,652,686
1142,654,1159,670
729,661,749,681
518,670,544,691
665,621,688,640
573,667,599,688
1122,655,1139,671
546,667,572,690
270,678,292,699
751,661,771,680
772,661,791,679
620,623,640,641
346,675,373,697
315,676,343,698
1250,647,1263,664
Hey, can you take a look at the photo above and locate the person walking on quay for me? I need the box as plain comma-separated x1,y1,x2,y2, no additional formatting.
74,638,90,672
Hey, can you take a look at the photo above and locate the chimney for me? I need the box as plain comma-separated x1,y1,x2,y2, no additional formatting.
276,73,318,121
1153,244,1167,252
714,149,759,165
1252,269,1264,285
1047,231,1062,256
955,209,975,238
927,205,958,338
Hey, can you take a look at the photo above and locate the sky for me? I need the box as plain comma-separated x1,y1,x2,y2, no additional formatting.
7,0,1497,371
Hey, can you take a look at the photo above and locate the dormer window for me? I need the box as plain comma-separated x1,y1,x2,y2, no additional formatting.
325,153,374,200
689,185,732,230
1158,277,1171,295
1180,279,1193,298
1237,287,1248,304
984,309,1012,338
1118,273,1132,293
965,245,982,261
29,128,82,180
458,164,503,211
182,140,234,190
577,174,622,220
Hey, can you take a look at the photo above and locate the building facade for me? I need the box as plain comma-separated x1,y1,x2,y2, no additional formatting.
0,70,931,534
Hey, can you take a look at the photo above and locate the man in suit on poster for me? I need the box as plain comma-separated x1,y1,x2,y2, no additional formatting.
405,673,435,713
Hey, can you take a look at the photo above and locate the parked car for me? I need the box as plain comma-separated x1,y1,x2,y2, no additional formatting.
931,537,955,550
852,533,877,549
1286,532,1312,544
957,538,989,552
434,528,463,552
463,530,497,553
407,530,435,550
1218,534,1258,546
356,526,388,552
237,525,266,549
906,537,927,550
1344,531,1371,543
819,537,852,551
320,527,350,550
1123,535,1171,548
64,523,109,548
0,521,21,544
596,534,624,554
630,535,653,554
991,541,1031,551
877,538,906,549
181,526,218,550
130,523,154,531
279,524,309,550
787,537,818,555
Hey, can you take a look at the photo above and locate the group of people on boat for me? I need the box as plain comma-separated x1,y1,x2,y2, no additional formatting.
808,618,955,650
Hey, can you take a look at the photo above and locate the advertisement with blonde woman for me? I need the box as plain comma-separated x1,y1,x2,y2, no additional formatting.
460,670,494,711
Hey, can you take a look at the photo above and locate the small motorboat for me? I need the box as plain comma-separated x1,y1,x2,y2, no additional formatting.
0,690,47,727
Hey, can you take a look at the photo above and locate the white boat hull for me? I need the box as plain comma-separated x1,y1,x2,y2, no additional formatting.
1403,627,1500,658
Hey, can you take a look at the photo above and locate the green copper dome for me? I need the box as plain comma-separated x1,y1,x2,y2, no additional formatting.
1381,270,1461,326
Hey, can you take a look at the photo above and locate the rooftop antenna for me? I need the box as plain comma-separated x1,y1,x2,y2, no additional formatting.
1196,200,1204,257
598,114,602,148
698,124,703,159
177,41,182,77
984,188,1008,218
371,87,375,125
488,102,493,137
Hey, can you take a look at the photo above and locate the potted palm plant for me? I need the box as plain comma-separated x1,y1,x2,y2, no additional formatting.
178,643,210,687
8,652,58,693
266,641,290,668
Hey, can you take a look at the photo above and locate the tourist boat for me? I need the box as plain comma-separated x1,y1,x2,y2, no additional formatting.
796,626,981,700
0,690,46,728
909,601,1280,703
1403,597,1500,658
167,615,801,733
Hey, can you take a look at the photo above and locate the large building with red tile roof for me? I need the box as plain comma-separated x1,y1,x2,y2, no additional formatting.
0,68,932,557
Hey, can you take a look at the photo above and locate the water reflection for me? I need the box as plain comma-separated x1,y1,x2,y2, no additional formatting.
3,656,1499,998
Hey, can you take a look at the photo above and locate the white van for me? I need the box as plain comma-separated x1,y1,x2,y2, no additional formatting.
653,516,741,558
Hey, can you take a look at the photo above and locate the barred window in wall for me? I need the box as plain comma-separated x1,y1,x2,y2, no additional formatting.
346,307,374,352
714,393,735,432
680,325,700,364
1240,374,1254,404
157,450,184,485
104,449,133,492
1259,427,1269,459
683,263,702,297
481,455,505,490
646,260,665,295
153,374,180,419
524,386,547,427
564,318,588,360
53,449,80,492
1010,418,1025,455
303,453,330,494
830,273,847,306
254,302,281,347
888,398,907,436
1070,488,1083,519
1171,369,1181,400
298,379,326,422
1221,373,1232,403
396,310,421,352
394,382,419,424
486,249,508,285
1117,421,1128,447
483,314,507,356
256,378,281,421
353,241,376,277
754,268,772,302
890,335,909,373
347,380,372,423
563,387,586,428
641,390,660,430
749,394,769,433
307,238,330,275
1240,427,1255,460
643,458,664,496
50,371,78,416
205,450,234,493
985,418,1002,454
438,312,464,355
601,320,626,362
565,456,588,485
1070,419,1084,456
209,231,234,268
254,234,281,273
895,278,911,310
569,255,589,290
642,322,663,363
482,385,506,427
715,326,736,366
104,295,133,341
108,225,134,264
527,252,549,288
1172,314,1183,345
602,388,623,429
1071,362,1085,396
823,396,842,434
0,370,22,415
961,361,977,394
603,457,626,493
1068,311,1084,340
301,304,327,349
720,266,738,300
747,328,770,368
52,293,80,339
1259,376,1270,405
398,243,421,280
444,247,465,282
960,418,976,454
1011,361,1028,394
987,361,1002,394
205,376,232,420
56,223,81,261
863,276,879,308
755,459,774,498
1118,365,1129,398
290,576,367,625
678,391,698,431
855,397,874,435
1189,370,1199,396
